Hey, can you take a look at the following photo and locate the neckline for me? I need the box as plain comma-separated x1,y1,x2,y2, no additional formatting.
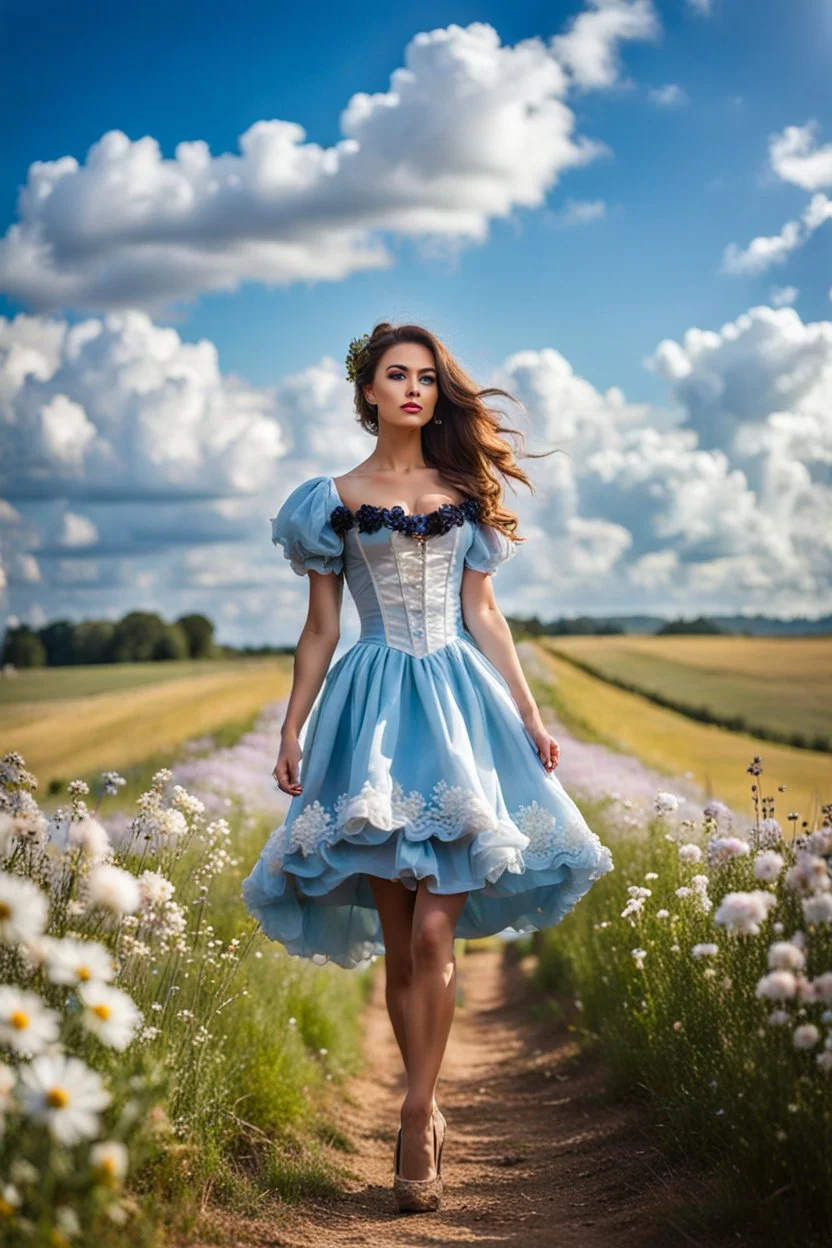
327,475,475,521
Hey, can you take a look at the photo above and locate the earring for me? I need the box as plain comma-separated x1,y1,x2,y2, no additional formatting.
433,415,442,425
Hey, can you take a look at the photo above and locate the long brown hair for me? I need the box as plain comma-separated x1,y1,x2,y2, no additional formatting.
350,321,561,543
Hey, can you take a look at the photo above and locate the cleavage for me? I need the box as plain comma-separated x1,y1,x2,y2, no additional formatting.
333,479,464,517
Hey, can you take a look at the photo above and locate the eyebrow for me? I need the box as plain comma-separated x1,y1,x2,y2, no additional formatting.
385,362,436,372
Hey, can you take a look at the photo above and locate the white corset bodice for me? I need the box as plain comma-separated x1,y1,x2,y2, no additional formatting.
341,520,473,658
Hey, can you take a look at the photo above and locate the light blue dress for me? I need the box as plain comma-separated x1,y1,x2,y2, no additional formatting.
241,475,614,969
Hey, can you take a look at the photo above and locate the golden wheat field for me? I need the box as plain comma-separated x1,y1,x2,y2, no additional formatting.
547,633,831,744
534,638,831,822
0,658,293,793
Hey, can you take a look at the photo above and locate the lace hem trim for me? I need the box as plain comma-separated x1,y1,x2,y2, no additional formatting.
261,778,614,880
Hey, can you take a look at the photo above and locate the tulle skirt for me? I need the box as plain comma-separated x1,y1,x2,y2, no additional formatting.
241,635,614,969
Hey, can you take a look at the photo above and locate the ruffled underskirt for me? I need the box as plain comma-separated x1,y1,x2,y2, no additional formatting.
242,636,614,970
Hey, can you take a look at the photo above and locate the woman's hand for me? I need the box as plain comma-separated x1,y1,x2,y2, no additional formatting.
273,732,303,796
523,713,560,773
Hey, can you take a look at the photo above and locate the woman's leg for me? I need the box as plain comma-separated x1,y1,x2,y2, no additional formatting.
367,875,417,1072
399,883,469,1180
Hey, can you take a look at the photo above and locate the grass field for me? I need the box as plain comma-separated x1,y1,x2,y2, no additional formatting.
545,634,831,745
532,639,831,823
0,658,292,796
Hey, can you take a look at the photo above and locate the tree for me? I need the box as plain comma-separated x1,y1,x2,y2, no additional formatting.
152,624,191,660
175,613,215,659
109,612,170,663
1,627,47,668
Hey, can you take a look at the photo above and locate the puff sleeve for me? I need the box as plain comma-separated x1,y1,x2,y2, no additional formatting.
270,477,344,577
463,522,518,576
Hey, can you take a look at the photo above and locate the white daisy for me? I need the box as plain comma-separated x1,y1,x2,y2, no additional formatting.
90,1139,129,1182
87,864,140,915
0,1183,22,1215
16,1053,111,1144
0,872,49,945
46,936,116,987
0,985,61,1055
77,982,142,1051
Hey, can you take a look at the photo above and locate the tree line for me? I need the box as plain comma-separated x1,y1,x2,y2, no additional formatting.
1,612,217,667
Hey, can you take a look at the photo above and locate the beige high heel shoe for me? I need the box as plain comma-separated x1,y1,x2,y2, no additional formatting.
393,1106,446,1213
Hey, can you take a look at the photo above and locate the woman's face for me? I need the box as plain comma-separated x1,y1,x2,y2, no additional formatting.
363,342,439,428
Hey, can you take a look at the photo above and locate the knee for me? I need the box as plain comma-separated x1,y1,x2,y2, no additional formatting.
411,914,455,972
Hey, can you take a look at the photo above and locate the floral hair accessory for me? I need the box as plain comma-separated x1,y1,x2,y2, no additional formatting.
345,334,371,383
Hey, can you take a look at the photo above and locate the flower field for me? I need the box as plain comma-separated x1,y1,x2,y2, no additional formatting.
526,759,832,1242
0,748,371,1247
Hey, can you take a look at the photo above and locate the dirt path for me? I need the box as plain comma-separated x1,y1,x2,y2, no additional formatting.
202,941,759,1248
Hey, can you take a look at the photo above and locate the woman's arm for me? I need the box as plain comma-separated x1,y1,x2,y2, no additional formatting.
460,567,559,772
275,570,344,795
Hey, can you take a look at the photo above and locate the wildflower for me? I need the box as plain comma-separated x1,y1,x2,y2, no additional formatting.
756,971,797,1001
0,1183,22,1216
77,982,142,1051
754,850,784,883
631,948,647,969
768,1009,790,1026
137,870,176,907
792,1024,820,1050
708,836,750,867
45,936,116,987
16,1054,111,1144
90,1140,129,1184
812,972,832,1004
54,1205,81,1239
817,1051,832,1072
621,896,646,919
88,864,140,915
786,852,831,896
802,892,832,924
49,814,112,861
767,941,806,972
714,889,777,936
807,827,832,857
645,872,659,881
678,843,703,863
692,943,719,958
703,799,732,826
0,872,49,945
656,908,670,919
0,985,61,1055
654,791,680,817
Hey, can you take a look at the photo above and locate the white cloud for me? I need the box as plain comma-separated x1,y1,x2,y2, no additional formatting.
648,84,688,107
0,14,665,316
4,301,831,634
0,310,286,501
769,285,798,308
686,0,712,14
57,512,99,547
770,121,832,192
546,197,607,226
720,123,832,277
550,0,660,92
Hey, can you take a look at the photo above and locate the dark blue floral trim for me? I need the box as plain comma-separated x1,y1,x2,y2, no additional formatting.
330,496,480,539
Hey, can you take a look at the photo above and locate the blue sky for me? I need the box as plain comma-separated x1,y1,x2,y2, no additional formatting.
0,0,830,646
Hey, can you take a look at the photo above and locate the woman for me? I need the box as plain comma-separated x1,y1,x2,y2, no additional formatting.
242,321,614,1214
